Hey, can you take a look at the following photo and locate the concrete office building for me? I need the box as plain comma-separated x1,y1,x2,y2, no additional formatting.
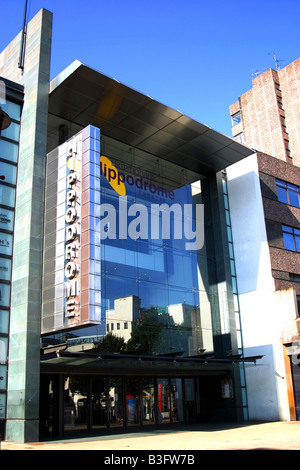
229,59,300,165
0,9,273,443
228,60,300,422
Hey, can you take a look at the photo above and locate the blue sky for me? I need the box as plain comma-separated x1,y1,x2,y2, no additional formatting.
1,0,299,136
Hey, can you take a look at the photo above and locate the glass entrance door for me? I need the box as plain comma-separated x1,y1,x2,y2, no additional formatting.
157,378,171,423
64,376,88,434
126,378,141,426
108,377,124,428
170,378,183,423
91,377,107,430
142,378,155,425
184,377,196,424
40,375,59,437
40,373,189,439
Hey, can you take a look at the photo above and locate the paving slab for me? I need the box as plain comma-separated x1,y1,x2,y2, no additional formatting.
1,422,300,451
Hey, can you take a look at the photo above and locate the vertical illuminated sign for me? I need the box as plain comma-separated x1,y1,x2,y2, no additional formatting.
64,145,81,323
42,125,102,334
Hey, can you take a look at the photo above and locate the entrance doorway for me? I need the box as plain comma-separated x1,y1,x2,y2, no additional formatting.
39,374,226,438
64,376,89,433
108,377,124,429
291,361,300,420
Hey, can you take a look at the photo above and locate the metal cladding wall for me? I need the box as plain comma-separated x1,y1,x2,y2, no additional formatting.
0,78,24,440
0,8,53,443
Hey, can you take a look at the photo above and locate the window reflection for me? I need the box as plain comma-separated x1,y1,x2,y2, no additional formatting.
276,178,300,208
43,133,215,358
170,378,183,423
0,185,15,208
0,161,17,185
126,378,140,426
97,141,206,357
91,377,107,429
0,283,10,307
0,139,19,163
184,378,196,424
283,224,300,252
142,378,155,425
108,378,124,428
103,289,202,356
166,248,198,288
64,376,88,433
1,121,20,142
1,101,21,121
157,378,170,423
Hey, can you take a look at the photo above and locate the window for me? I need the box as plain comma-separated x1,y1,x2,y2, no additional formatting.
231,111,241,126
297,295,300,318
276,179,300,208
124,322,128,330
1,100,21,122
233,132,244,143
284,139,291,152
1,121,20,142
282,225,300,252
0,185,16,208
0,233,13,256
0,139,18,163
0,283,11,307
290,273,300,283
0,258,11,282
284,139,291,158
0,161,17,185
0,208,14,232
117,323,120,330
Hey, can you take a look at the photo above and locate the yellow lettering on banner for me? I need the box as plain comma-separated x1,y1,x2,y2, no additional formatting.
100,155,126,196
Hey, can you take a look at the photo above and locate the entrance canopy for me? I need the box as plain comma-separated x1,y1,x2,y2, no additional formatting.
48,61,253,176
40,349,263,377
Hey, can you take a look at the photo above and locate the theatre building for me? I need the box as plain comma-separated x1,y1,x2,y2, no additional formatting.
0,9,264,443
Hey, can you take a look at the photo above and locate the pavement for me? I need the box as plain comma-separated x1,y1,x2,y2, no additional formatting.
1,421,300,451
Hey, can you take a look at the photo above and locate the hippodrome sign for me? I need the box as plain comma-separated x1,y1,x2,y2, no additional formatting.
64,149,81,319
100,155,175,200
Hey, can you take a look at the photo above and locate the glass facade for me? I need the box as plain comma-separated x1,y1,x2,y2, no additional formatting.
40,124,246,437
43,125,215,357
98,131,206,356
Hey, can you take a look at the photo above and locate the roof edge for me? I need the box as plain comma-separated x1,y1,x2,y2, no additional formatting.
50,60,83,93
